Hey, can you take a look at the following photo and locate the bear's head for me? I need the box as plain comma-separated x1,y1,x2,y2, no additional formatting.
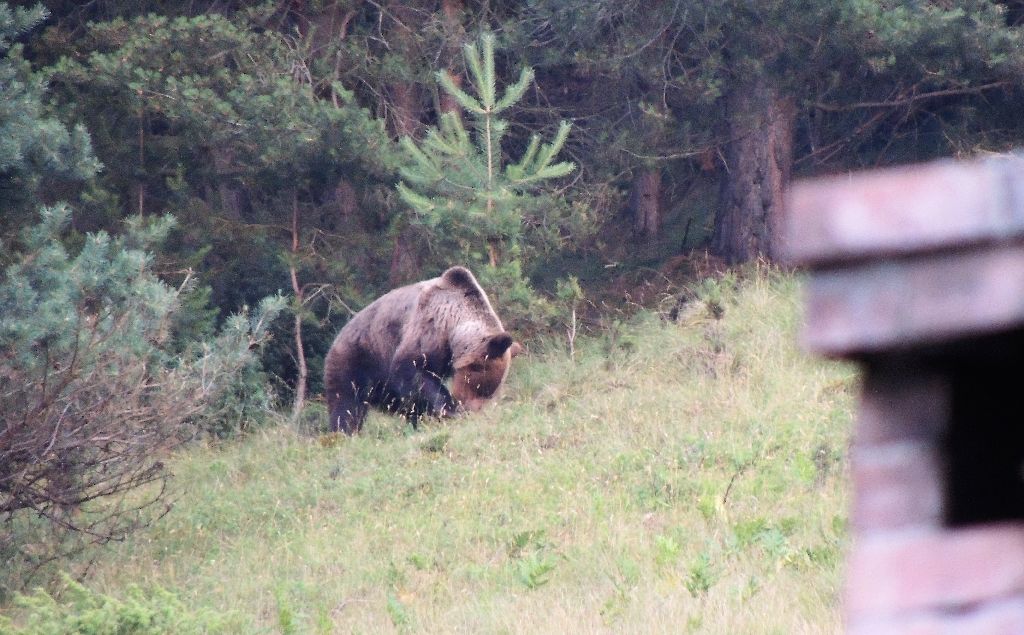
451,333,522,412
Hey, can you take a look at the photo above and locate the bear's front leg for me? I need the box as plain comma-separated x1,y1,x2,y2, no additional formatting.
328,386,369,434
389,358,457,421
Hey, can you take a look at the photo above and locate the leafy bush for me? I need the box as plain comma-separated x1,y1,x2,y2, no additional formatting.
192,358,277,439
0,575,228,634
0,207,284,592
184,307,282,439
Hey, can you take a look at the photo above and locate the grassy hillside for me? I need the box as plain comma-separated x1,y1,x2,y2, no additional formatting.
2,270,856,634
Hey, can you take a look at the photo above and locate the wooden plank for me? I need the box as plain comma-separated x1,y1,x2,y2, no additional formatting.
784,155,1024,266
801,243,1024,355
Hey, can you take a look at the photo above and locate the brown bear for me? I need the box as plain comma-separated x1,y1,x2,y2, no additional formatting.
323,266,519,433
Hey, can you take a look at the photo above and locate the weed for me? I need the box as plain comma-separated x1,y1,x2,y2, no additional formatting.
507,529,547,558
758,527,791,563
599,589,629,623
743,575,761,600
732,518,771,549
514,553,558,590
685,551,717,597
0,574,230,634
406,553,430,571
421,432,451,454
802,544,841,569
696,493,718,520
653,534,683,568
792,452,818,485
275,589,297,635
600,568,636,624
385,592,411,631
616,555,642,588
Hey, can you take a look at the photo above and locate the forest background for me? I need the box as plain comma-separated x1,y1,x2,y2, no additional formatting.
4,0,1024,619
10,0,1024,402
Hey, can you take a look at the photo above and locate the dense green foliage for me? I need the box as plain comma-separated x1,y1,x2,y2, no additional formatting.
518,0,1024,163
0,3,98,259
0,575,227,634
10,0,1024,383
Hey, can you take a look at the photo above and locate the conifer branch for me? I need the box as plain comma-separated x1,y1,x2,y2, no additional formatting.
437,70,483,114
507,135,541,180
532,121,573,172
398,136,443,182
463,41,490,109
495,67,534,113
442,111,471,150
480,32,497,109
397,182,437,213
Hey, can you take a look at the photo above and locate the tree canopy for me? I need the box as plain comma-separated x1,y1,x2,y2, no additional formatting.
7,0,1024,404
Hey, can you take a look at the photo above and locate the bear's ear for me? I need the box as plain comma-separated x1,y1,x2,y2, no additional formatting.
510,341,523,358
441,266,478,292
486,333,514,359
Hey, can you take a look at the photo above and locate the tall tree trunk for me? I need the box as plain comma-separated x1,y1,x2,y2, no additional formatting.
386,2,428,284
630,168,662,240
386,3,424,139
136,106,145,216
388,220,420,286
712,79,795,264
439,0,465,118
289,191,308,422
211,147,245,221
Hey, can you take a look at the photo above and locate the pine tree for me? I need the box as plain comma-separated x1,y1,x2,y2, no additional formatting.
0,3,99,258
0,206,285,588
0,4,287,587
396,32,574,295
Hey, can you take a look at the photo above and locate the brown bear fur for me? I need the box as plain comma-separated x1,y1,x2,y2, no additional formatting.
323,266,519,433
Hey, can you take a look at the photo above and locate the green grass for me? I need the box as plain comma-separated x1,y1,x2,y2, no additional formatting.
2,269,856,634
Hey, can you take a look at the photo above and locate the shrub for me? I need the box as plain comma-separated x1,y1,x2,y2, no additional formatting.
0,574,229,634
0,207,284,592
191,358,277,439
